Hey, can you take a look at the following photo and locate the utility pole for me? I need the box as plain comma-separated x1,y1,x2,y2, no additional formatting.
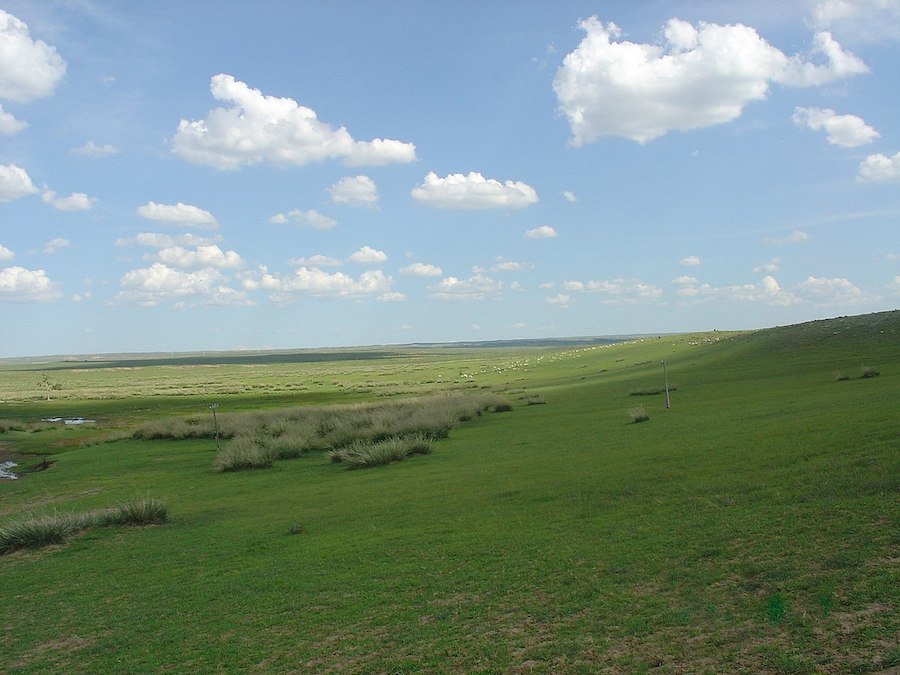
209,403,221,450
661,360,671,409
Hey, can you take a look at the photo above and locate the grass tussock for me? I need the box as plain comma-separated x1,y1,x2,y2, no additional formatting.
154,392,513,473
0,498,167,555
628,405,650,423
329,433,433,469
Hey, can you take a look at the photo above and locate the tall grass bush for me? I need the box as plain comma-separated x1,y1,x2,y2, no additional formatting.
0,498,167,555
139,392,510,472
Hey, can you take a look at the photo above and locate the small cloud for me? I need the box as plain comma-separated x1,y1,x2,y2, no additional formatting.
377,291,406,302
268,208,337,229
857,151,900,182
0,10,67,103
137,201,218,227
72,141,118,156
525,225,558,239
290,254,341,267
0,266,62,302
348,245,387,264
492,257,531,272
42,190,96,211
792,107,879,147
157,244,243,270
753,257,781,274
796,275,866,305
429,272,501,301
678,255,701,267
0,163,38,202
329,175,379,207
400,262,442,277
763,230,811,245
562,190,578,202
118,232,219,249
170,74,416,169
545,293,571,305
0,104,27,135
0,243,14,261
43,237,70,254
411,171,537,209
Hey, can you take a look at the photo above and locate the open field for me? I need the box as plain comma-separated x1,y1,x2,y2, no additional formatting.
1,311,898,672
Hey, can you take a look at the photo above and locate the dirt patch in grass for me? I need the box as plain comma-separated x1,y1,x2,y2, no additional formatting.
11,635,96,670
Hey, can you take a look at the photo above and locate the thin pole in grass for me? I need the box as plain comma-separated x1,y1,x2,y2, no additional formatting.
661,360,671,409
209,403,221,450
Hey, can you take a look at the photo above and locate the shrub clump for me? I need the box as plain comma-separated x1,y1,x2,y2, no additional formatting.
0,498,167,555
329,433,433,469
628,405,650,424
213,436,276,473
860,366,879,379
198,392,511,472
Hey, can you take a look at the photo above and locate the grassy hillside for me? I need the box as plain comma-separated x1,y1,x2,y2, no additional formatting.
1,311,897,672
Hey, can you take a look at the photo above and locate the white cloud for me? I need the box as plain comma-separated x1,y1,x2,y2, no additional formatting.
857,151,900,182
401,262,442,277
673,274,799,306
792,106,879,147
889,275,900,295
0,266,61,302
429,272,502,301
171,74,416,169
275,267,392,300
525,225,558,239
795,275,866,304
0,10,66,103
0,163,38,201
268,208,337,229
554,17,867,145
811,0,900,42
378,291,407,302
411,172,537,209
678,255,701,267
545,293,572,306
345,138,418,167
348,245,387,264
157,244,243,270
43,237,70,254
0,243,13,261
562,190,578,202
290,254,341,267
574,278,663,304
118,232,218,249
0,104,26,135
753,258,781,274
493,258,531,272
116,262,231,306
72,141,118,156
41,190,96,211
137,201,217,227
329,175,379,206
763,230,811,245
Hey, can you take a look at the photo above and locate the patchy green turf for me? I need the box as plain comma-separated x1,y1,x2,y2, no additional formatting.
0,311,897,672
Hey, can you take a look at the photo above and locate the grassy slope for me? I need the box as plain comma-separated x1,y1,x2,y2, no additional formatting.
0,312,897,673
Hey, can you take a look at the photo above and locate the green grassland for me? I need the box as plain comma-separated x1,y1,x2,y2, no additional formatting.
0,311,897,672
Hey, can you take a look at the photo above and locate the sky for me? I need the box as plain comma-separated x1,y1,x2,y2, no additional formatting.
1,0,898,357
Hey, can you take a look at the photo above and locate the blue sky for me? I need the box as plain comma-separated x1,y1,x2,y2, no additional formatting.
1,0,898,357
